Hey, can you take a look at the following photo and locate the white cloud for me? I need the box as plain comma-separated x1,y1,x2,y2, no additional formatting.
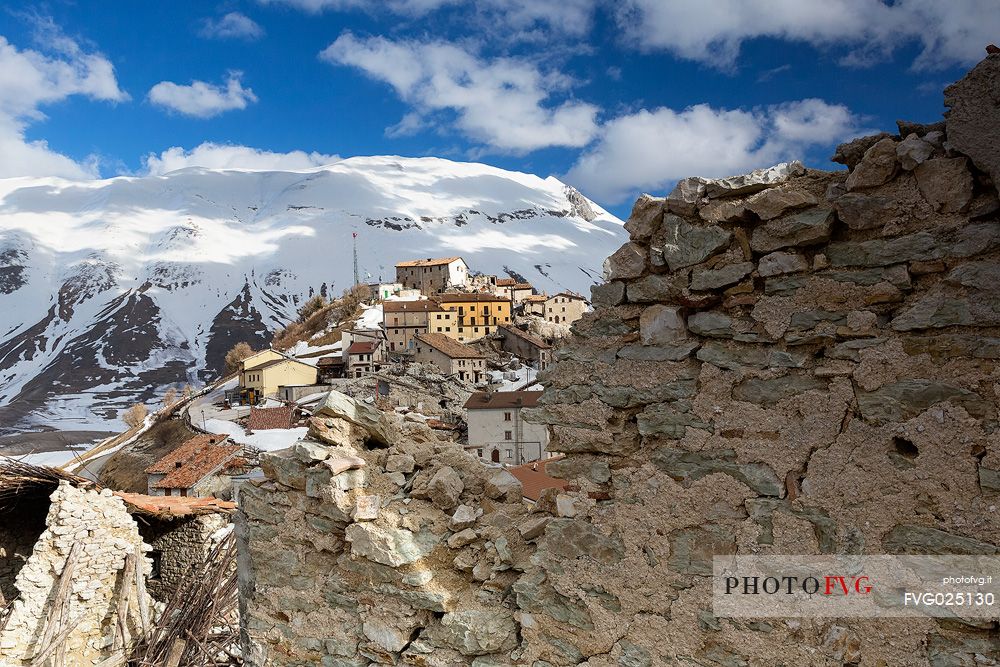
260,0,596,37
144,142,340,174
320,33,599,152
615,0,1000,70
0,32,128,179
199,12,265,40
565,99,861,204
148,72,258,118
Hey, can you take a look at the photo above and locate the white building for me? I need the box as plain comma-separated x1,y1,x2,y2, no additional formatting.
463,391,549,464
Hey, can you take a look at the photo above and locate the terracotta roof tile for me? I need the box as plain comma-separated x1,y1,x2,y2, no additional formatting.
464,391,543,410
347,341,378,355
509,457,569,502
499,325,551,349
495,278,516,286
247,406,295,430
115,492,235,518
435,293,510,303
396,256,463,267
146,435,241,490
382,301,442,313
415,332,484,359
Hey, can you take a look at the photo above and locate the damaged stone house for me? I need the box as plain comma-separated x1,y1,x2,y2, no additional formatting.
232,54,1000,666
145,433,245,498
0,462,234,665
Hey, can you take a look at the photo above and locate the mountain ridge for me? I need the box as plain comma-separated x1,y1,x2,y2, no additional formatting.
0,155,625,434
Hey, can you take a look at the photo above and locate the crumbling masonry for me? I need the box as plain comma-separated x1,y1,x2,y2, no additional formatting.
238,54,1000,665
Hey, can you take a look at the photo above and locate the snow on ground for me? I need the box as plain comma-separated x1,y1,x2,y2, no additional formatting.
3,449,89,467
500,365,539,391
355,303,384,330
204,418,309,452
290,340,342,357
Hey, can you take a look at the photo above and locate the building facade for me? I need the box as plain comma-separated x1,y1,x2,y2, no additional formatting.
463,391,549,464
434,293,512,342
544,292,588,325
498,325,553,370
395,257,468,294
145,435,243,497
522,295,546,317
495,279,535,304
413,333,486,383
240,357,318,401
347,340,386,377
383,301,458,352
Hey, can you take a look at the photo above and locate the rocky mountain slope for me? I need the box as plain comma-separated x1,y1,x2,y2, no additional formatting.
0,156,624,434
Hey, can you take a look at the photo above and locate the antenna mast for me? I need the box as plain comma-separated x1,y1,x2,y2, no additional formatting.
353,232,359,286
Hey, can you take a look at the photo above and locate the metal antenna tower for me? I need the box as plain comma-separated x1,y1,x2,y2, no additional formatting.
352,231,359,286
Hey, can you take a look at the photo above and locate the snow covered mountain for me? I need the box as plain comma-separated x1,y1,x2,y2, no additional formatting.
0,156,624,434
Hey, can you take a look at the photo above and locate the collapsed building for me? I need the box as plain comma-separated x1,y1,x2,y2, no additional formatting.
0,462,234,665
236,53,1000,666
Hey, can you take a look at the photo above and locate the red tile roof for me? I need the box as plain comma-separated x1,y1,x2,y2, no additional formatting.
435,293,510,303
115,492,236,518
146,435,241,490
247,406,295,430
382,300,442,313
496,278,516,286
396,256,463,267
464,391,543,410
415,332,484,359
348,341,377,355
508,457,569,502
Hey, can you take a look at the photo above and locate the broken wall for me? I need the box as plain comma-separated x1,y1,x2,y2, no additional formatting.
236,54,1000,667
139,512,229,601
519,53,1000,666
0,482,152,665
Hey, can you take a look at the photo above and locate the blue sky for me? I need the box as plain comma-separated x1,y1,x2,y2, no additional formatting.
0,1,996,217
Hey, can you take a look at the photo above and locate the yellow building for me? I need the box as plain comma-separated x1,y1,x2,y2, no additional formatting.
240,356,317,402
240,349,286,372
434,293,512,342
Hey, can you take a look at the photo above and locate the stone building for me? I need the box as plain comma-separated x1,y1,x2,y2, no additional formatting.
498,324,553,370
464,390,549,464
395,256,469,294
542,291,588,325
383,300,456,352
495,278,534,304
522,294,546,316
0,478,153,665
145,434,243,497
347,340,386,377
234,55,1000,667
413,332,486,383
116,492,234,601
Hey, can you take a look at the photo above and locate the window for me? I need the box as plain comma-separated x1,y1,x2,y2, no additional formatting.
505,430,512,440
149,551,163,580
505,449,513,459
504,412,512,421
477,449,483,457
436,314,442,320
446,327,451,332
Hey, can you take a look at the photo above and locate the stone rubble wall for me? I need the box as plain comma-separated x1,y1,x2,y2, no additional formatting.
520,53,1000,666
0,482,152,665
237,55,1000,667
141,512,229,601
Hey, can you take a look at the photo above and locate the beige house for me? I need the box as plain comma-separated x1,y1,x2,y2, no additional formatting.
495,278,535,304
544,292,588,325
383,301,458,352
347,340,386,377
523,294,547,317
395,256,469,294
463,391,549,464
241,357,318,401
413,332,486,383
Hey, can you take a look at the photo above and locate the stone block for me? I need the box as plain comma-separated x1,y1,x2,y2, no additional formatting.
639,305,687,345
